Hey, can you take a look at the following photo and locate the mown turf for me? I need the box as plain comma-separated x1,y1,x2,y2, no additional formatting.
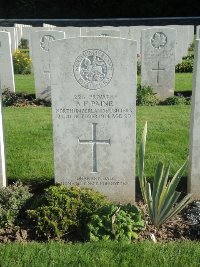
4,107,54,182
15,74,35,95
3,105,191,183
175,73,193,92
15,73,193,95
0,241,199,267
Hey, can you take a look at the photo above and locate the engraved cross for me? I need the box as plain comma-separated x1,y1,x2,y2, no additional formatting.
78,123,111,173
151,61,165,83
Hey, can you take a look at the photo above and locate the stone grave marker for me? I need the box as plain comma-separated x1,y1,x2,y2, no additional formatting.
86,28,121,37
0,78,6,187
141,27,176,99
0,32,15,92
49,37,137,203
31,30,65,100
0,27,17,52
189,39,200,199
196,25,200,39
53,27,81,38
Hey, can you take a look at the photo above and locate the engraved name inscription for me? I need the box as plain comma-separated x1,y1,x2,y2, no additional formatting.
73,49,113,90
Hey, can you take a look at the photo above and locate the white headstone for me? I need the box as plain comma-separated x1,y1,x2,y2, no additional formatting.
54,27,81,38
189,39,200,199
50,37,137,203
0,79,6,187
31,30,65,100
86,28,121,37
43,23,56,28
0,32,15,92
196,26,200,39
141,27,176,99
0,27,17,52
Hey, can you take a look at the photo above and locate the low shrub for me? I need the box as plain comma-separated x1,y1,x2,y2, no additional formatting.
137,85,159,106
0,182,32,228
13,49,31,74
161,95,187,105
27,185,110,240
2,89,19,106
86,203,144,242
175,55,194,73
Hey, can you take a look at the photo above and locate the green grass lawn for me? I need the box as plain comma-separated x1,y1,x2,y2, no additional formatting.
4,105,191,183
0,241,200,267
175,73,193,92
15,73,193,95
137,72,193,92
15,74,35,94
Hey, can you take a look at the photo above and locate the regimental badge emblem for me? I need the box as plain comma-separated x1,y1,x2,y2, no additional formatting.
73,49,114,90
40,35,56,52
151,32,167,49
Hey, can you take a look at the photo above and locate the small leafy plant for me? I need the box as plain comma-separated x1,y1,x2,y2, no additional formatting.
27,185,109,240
138,122,192,228
175,54,194,73
86,203,144,242
13,49,31,74
137,85,159,106
161,95,188,105
0,181,32,228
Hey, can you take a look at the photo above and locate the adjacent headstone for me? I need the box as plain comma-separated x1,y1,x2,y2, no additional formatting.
31,30,65,100
0,27,17,52
196,25,200,39
86,28,121,37
0,79,6,187
0,32,15,92
189,39,200,199
141,27,176,99
43,23,56,28
50,37,137,203
53,27,80,38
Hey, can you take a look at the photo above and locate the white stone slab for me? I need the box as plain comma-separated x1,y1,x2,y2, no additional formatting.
141,27,176,99
0,32,15,92
50,37,137,203
0,27,17,52
31,30,65,100
43,23,56,28
196,26,200,39
189,39,200,199
86,28,121,37
53,27,80,38
0,79,6,187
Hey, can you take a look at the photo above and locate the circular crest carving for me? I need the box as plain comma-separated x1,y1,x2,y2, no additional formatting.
40,35,55,51
151,32,167,49
73,49,113,90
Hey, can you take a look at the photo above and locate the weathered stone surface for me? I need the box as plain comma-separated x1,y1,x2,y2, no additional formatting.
0,78,6,187
141,27,176,99
0,27,17,52
0,31,15,92
86,28,121,37
50,37,137,203
31,30,65,100
189,39,200,199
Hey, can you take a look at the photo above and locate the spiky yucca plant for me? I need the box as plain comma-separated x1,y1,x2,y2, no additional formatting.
138,122,192,227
